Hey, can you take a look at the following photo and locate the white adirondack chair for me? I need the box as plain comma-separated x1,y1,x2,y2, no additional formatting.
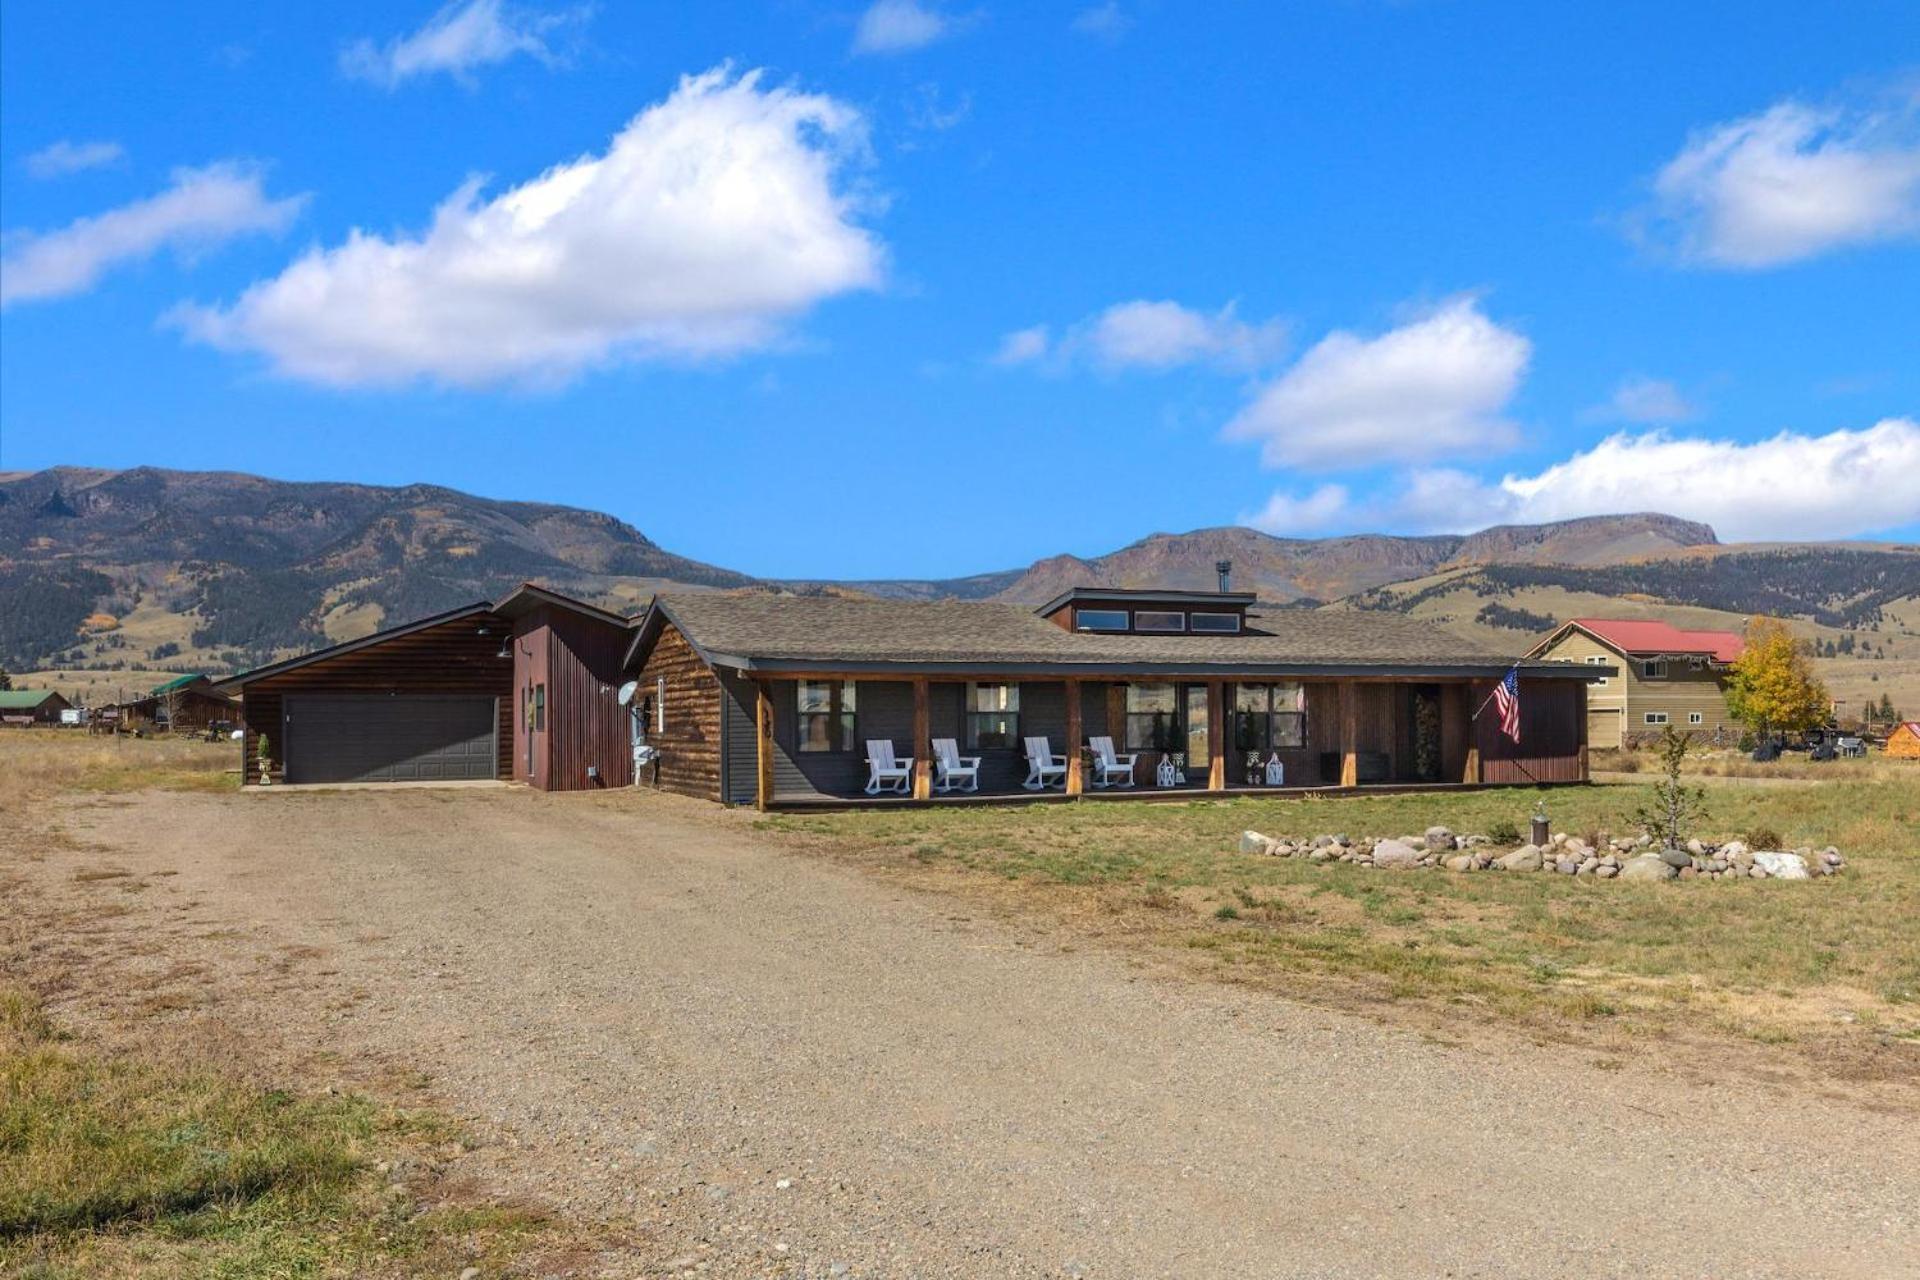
1088,735,1138,788
932,738,981,793
864,739,914,795
1023,736,1067,791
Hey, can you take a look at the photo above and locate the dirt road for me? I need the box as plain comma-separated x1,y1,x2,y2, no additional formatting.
29,787,1920,1278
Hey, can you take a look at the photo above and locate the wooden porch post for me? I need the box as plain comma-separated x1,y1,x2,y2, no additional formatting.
1464,680,1483,784
912,677,932,800
1065,677,1083,796
1339,680,1359,789
754,680,775,812
1206,680,1225,792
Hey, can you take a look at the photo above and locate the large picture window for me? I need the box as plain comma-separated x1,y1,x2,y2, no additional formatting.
796,680,856,753
1125,683,1181,751
1232,683,1306,752
965,683,1020,750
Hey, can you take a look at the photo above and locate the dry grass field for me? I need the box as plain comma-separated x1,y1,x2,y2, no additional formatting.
770,766,1920,1072
0,734,586,1278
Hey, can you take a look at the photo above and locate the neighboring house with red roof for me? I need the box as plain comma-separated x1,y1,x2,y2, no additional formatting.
1887,721,1920,760
1526,618,1744,749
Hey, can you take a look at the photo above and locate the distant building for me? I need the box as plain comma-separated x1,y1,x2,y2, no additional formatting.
1887,722,1920,760
110,674,237,733
1527,618,1743,749
0,688,74,726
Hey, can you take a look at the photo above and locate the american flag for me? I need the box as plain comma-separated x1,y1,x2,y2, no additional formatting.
1493,666,1522,743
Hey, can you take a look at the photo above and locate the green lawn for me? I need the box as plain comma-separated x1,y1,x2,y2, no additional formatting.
768,777,1920,1051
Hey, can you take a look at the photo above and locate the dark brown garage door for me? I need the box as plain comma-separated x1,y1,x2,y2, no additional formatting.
283,694,498,784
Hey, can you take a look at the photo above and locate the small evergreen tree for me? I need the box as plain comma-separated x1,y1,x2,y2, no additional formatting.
1633,725,1707,850
0,665,11,691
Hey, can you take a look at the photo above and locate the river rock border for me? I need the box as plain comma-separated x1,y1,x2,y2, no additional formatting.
1235,828,1847,881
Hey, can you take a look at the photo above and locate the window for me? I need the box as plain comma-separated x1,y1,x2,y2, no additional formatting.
1688,711,1704,725
796,680,856,752
656,676,667,735
1075,609,1128,632
1642,660,1668,679
1189,612,1242,634
1133,610,1186,633
1645,711,1669,725
1585,654,1609,687
1232,683,1307,752
965,683,1020,750
1125,683,1181,751
534,683,546,732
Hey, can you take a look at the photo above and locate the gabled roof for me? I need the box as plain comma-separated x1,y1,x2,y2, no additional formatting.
491,582,636,629
0,689,62,709
631,592,1600,679
212,583,637,692
1533,618,1742,663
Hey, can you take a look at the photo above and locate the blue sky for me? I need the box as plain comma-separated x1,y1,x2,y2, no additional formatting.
2,2,1916,578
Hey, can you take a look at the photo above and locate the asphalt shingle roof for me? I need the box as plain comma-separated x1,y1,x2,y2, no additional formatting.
653,593,1563,674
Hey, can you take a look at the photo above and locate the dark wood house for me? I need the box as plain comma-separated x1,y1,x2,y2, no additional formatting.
110,674,237,733
0,688,73,726
216,581,1605,801
625,587,1609,809
218,585,635,789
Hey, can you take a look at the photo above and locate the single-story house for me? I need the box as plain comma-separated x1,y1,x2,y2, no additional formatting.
1887,721,1920,760
0,688,73,726
215,581,1608,803
1526,618,1743,749
109,674,238,733
627,586,1608,808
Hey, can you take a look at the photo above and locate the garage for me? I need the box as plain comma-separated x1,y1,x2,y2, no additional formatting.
284,694,499,784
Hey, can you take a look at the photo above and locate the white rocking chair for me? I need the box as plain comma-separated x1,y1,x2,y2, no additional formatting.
932,738,981,793
864,739,914,795
1022,736,1068,791
1088,735,1138,788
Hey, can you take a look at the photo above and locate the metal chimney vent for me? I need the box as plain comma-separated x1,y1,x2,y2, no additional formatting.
1215,560,1232,593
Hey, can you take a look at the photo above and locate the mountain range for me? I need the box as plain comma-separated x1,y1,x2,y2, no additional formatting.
2,466,1915,676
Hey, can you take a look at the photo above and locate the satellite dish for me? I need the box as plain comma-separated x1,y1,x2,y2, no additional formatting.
617,680,639,706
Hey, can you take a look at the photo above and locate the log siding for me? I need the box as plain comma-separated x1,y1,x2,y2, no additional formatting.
634,619,724,801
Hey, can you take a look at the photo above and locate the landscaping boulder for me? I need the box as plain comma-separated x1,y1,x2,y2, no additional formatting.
1752,851,1811,880
1658,847,1692,869
1495,845,1543,872
1372,839,1422,869
1444,854,1474,872
1620,853,1677,882
1239,831,1269,855
1424,826,1455,852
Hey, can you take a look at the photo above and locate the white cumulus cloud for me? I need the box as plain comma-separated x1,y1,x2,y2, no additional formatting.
1243,419,1920,541
995,299,1287,372
1642,96,1920,267
1405,419,1920,540
1243,483,1351,536
1223,295,1530,469
1,163,304,307
174,68,884,388
23,139,125,179
342,0,588,87
852,0,957,55
1588,375,1698,424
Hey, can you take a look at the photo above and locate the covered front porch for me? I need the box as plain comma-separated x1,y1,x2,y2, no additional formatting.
732,673,1588,809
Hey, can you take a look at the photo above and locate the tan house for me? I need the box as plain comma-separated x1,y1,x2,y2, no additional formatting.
1527,618,1742,749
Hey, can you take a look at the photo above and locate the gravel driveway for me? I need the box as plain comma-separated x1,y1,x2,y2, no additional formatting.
38,786,1920,1278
